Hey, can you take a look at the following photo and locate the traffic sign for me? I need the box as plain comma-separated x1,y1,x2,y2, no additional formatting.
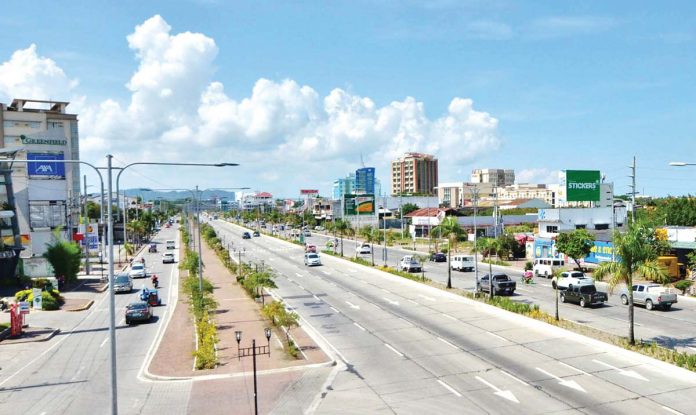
19,301,30,314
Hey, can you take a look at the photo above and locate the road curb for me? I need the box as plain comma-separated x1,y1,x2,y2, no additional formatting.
65,300,94,312
0,328,61,345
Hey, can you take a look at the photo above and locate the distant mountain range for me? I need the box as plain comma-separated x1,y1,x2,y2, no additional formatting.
123,189,240,201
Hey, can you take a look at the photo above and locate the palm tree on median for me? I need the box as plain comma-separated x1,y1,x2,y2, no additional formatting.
334,219,351,257
593,222,669,345
431,216,463,289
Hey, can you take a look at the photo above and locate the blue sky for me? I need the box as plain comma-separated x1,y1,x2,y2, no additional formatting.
1,1,695,197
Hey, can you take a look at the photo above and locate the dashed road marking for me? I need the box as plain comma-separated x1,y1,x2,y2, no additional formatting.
384,343,404,357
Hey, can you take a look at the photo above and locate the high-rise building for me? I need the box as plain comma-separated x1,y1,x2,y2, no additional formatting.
332,173,355,200
1,99,81,257
355,167,375,194
471,169,515,187
391,152,438,196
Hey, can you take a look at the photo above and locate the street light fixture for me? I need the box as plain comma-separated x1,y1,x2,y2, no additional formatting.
235,329,273,415
669,162,690,166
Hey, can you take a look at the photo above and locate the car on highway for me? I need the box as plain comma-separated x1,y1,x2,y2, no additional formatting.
129,262,147,279
305,244,317,253
253,230,260,237
560,284,608,308
430,252,446,262
114,273,133,293
620,284,678,310
314,226,325,231
303,230,311,237
533,258,565,278
304,252,322,266
165,240,176,250
399,256,422,273
125,301,153,325
162,252,175,264
477,273,516,295
552,271,594,290
356,243,372,255
242,232,251,239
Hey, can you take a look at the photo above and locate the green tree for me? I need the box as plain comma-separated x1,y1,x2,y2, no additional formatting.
86,201,101,220
594,223,669,345
400,203,420,217
44,229,81,283
551,267,567,321
555,229,595,270
432,217,464,289
334,219,352,257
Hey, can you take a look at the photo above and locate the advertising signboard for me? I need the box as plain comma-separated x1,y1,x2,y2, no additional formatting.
27,152,66,178
344,194,375,215
566,170,601,202
583,241,616,264
300,189,319,195
32,288,42,310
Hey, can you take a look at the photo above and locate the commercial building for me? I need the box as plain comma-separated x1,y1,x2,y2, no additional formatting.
241,192,274,210
391,152,438,196
471,169,515,187
332,174,355,200
437,182,496,208
496,183,557,207
354,167,375,194
1,99,81,258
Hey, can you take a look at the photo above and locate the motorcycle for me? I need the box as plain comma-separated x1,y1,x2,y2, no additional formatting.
151,274,159,289
522,270,533,284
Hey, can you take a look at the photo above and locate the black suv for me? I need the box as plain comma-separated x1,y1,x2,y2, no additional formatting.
242,232,251,239
430,252,446,262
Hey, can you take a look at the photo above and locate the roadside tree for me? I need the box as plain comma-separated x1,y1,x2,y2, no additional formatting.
555,229,595,270
431,217,464,289
44,229,82,283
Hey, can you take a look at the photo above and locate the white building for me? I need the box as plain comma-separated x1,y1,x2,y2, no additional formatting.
537,206,627,239
497,184,558,207
471,168,515,187
241,192,274,210
1,99,81,257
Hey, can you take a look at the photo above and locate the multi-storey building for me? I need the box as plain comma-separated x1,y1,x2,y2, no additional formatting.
332,174,355,200
1,99,81,257
496,184,557,207
354,167,375,194
471,168,515,187
391,152,438,196
437,182,496,208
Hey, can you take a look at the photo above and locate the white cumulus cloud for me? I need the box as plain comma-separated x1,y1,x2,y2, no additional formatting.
516,168,560,185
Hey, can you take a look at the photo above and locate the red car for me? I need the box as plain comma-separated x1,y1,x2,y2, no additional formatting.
305,244,317,253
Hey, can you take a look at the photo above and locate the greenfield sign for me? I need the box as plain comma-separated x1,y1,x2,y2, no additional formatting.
20,134,67,146
566,170,600,201
344,194,375,215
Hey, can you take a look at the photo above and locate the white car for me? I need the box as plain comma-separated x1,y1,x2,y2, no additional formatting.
399,256,422,273
129,262,146,278
356,244,371,255
162,252,175,264
552,271,593,290
304,253,322,266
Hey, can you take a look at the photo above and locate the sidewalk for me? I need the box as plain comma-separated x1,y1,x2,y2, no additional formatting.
149,226,331,379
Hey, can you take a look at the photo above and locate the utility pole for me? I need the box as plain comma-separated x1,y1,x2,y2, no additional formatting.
470,186,480,288
628,156,637,223
83,175,90,275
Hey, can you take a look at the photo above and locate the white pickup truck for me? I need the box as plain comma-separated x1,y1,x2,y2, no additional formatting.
620,284,678,311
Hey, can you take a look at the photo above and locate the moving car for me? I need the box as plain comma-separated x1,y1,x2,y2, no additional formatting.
242,232,251,239
253,231,260,237
166,240,176,250
129,262,147,279
356,243,372,255
125,301,153,325
430,252,446,262
552,271,593,290
304,252,322,266
148,243,157,253
114,273,133,293
451,255,475,271
560,284,608,307
303,230,311,237
399,256,422,273
477,273,516,295
162,252,175,264
620,284,678,310
305,244,317,253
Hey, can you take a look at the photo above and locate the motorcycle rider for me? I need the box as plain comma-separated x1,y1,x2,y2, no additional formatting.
151,274,159,288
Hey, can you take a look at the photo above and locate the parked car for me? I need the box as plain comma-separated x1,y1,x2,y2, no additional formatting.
304,253,322,266
552,271,594,290
477,273,516,295
356,243,372,255
560,284,608,307
129,262,147,279
533,258,565,278
242,232,251,239
399,256,422,273
114,273,133,293
430,252,447,262
620,284,678,310
314,226,325,231
162,252,175,264
451,255,475,272
125,301,153,325
253,231,260,237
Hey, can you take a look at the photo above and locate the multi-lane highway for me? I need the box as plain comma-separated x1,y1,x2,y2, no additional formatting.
0,226,191,414
213,219,696,414
298,230,696,354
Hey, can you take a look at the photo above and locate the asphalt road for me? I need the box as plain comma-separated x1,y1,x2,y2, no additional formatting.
213,219,696,415
0,226,191,414
296,231,696,354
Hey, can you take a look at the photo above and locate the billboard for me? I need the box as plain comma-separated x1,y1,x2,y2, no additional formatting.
344,194,375,215
565,170,600,202
300,189,319,195
27,152,65,178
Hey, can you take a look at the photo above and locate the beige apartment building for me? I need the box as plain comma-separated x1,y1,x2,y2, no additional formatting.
391,152,438,196
471,168,515,187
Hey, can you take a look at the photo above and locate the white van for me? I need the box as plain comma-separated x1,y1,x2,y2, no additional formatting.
166,240,176,250
451,255,475,272
533,258,565,278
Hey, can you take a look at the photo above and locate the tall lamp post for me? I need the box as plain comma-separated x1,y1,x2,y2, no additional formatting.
235,329,273,415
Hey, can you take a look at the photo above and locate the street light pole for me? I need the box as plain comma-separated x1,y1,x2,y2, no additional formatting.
470,187,480,292
106,155,118,415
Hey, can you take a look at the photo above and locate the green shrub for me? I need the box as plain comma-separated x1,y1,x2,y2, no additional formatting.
675,280,693,295
525,261,533,271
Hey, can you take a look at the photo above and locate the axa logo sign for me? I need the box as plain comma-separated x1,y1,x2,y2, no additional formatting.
35,164,54,174
27,152,65,178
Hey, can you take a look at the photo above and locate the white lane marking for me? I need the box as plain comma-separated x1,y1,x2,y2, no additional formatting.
100,337,109,348
559,362,592,377
475,376,519,403
381,288,390,293
486,332,508,342
322,270,331,275
350,269,358,273
353,322,366,331
419,294,436,302
330,306,339,313
437,337,458,350
536,368,586,392
313,295,322,302
441,313,457,321
437,379,462,398
384,343,404,357
407,299,419,306
592,359,649,381
500,370,528,386
383,297,400,306
662,406,685,415
295,273,304,278
345,301,360,310
298,285,305,290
